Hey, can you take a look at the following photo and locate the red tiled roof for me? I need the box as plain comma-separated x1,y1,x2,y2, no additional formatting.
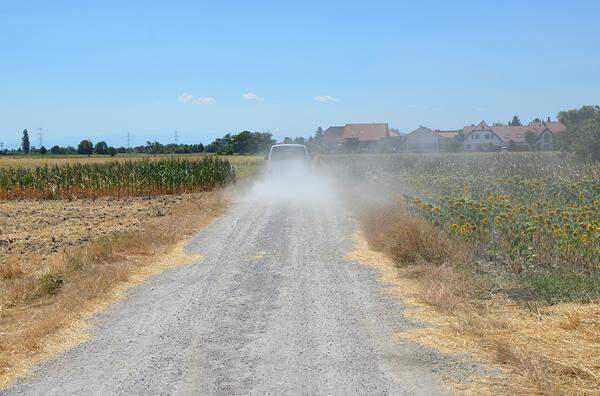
407,127,458,140
542,121,566,134
436,130,459,139
342,123,390,141
407,126,434,135
463,125,476,135
490,126,529,143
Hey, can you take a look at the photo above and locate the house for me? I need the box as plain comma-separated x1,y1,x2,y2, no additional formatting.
405,127,441,152
341,123,397,151
342,123,391,140
462,119,566,151
404,127,460,152
323,123,397,150
462,122,505,151
533,120,566,150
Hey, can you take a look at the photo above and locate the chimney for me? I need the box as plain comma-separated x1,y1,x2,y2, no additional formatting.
547,116,551,122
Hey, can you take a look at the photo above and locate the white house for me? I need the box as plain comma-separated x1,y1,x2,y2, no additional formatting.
405,127,458,152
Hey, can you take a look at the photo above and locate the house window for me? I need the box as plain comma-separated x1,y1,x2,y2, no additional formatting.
475,134,480,140
471,135,475,140
544,134,550,143
485,134,490,139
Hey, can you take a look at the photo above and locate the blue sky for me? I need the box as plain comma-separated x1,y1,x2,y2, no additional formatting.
1,0,599,148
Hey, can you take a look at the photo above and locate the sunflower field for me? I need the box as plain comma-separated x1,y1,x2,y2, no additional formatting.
323,152,600,301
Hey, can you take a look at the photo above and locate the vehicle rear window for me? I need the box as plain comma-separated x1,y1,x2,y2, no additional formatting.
270,146,306,161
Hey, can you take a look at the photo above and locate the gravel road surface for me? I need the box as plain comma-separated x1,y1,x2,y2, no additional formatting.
6,175,474,395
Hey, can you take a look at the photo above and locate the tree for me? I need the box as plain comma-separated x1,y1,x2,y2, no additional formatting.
231,131,256,154
254,132,275,154
145,141,164,155
204,131,273,155
558,105,599,126
77,140,94,156
314,127,324,144
292,136,306,145
509,116,522,126
571,118,600,161
557,105,600,160
205,134,233,154
94,141,108,155
532,117,542,123
40,146,47,156
64,146,77,155
107,147,117,157
21,129,30,153
524,131,538,151
283,137,293,144
50,145,62,155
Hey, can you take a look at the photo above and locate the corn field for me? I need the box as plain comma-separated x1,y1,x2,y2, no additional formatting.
0,157,236,199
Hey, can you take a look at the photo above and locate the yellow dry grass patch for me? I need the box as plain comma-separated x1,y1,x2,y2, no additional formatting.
0,241,202,389
252,250,266,262
347,230,600,395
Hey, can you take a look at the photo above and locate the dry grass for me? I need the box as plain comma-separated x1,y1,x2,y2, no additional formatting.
0,190,228,388
359,204,469,268
355,205,600,395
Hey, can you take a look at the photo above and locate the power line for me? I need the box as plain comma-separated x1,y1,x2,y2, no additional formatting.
0,141,4,151
127,131,131,152
37,126,43,148
174,130,179,145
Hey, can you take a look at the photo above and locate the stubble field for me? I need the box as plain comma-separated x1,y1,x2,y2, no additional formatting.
0,195,186,261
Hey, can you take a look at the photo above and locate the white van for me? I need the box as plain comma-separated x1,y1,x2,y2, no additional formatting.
267,144,310,173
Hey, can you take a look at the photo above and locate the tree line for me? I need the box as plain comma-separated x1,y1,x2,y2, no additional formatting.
1,130,281,156
0,132,206,156
3,105,597,160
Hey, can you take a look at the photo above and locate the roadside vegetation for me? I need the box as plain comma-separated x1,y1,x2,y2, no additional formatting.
326,152,600,394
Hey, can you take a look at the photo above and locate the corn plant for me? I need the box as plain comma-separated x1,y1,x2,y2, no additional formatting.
0,157,235,199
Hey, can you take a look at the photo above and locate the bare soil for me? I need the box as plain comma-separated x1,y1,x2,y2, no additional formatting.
0,196,186,261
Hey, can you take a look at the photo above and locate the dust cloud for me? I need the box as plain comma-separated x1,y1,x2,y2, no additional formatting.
246,162,337,205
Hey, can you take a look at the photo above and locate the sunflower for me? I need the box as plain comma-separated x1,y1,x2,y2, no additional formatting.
553,228,563,237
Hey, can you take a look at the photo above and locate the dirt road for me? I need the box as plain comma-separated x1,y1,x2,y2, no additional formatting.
6,175,477,395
